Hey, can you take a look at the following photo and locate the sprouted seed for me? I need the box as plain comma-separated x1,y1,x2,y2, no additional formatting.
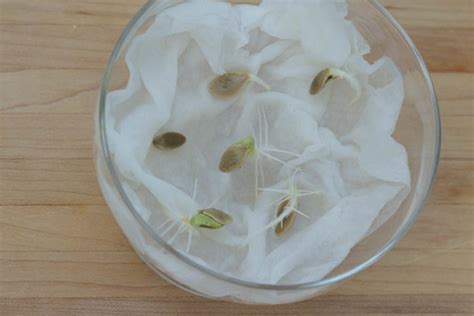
310,68,338,95
274,198,296,236
157,179,230,253
219,136,256,172
310,68,361,103
153,132,186,150
248,170,324,239
220,105,303,198
208,72,271,97
190,208,233,229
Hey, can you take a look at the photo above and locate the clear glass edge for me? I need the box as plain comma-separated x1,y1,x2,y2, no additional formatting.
98,0,441,291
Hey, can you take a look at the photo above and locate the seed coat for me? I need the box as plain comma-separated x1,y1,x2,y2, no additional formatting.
153,132,186,150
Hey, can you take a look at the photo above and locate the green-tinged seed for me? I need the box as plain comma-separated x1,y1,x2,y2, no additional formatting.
219,143,250,172
310,68,340,95
153,132,186,150
209,72,250,97
219,136,255,173
275,198,296,236
190,208,233,229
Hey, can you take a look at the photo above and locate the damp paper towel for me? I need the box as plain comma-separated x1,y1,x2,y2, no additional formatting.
106,0,410,285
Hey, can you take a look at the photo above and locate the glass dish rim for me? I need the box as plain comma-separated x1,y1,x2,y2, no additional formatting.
98,0,441,291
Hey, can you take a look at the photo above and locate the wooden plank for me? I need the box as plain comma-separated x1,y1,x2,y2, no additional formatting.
0,295,472,315
381,0,473,28
0,159,103,205
0,204,471,298
381,0,474,72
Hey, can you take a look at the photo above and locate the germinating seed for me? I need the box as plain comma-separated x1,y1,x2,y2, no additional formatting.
190,208,233,229
152,132,186,150
209,72,271,97
219,136,255,173
309,68,342,95
209,72,250,97
275,198,296,236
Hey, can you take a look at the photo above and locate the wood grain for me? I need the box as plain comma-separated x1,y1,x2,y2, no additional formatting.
0,0,473,314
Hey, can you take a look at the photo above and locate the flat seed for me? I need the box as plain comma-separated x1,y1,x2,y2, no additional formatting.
275,198,296,236
209,72,250,97
309,68,340,95
190,208,233,229
153,132,186,150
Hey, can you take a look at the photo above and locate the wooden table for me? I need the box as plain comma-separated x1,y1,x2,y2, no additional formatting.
0,0,472,314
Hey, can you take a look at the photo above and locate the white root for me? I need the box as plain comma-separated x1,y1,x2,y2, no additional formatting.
186,228,193,253
249,73,271,91
248,171,323,240
250,105,303,197
331,69,361,104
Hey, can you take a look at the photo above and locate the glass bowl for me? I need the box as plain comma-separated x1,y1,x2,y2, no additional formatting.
95,0,440,304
